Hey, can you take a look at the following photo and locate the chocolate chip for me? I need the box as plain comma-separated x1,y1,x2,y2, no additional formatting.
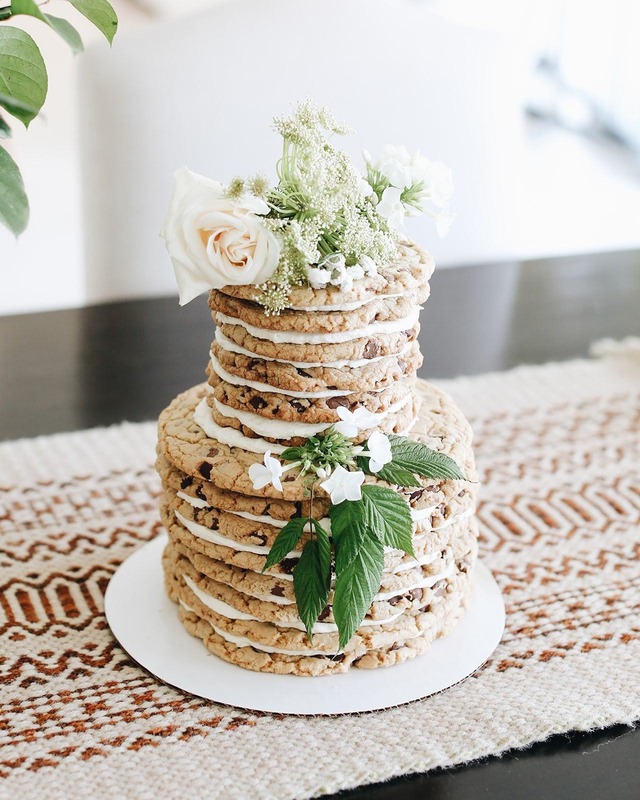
195,486,207,501
424,484,439,493
249,396,267,410
296,369,313,378
432,579,447,597
248,359,261,370
318,605,332,621
198,462,212,480
270,585,285,597
250,532,267,546
327,385,338,390
409,588,422,601
408,489,424,503
397,360,408,372
388,595,403,606
363,340,380,358
326,396,349,410
207,447,219,458
419,604,431,613
293,502,303,518
458,490,467,497
209,518,219,531
180,476,194,489
280,557,299,574
289,399,306,413
404,328,416,340
330,653,346,663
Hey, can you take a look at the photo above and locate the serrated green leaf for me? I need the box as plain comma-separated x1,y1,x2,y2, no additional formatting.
0,113,10,138
293,527,331,640
330,499,369,573
356,455,420,487
333,533,384,650
388,435,466,480
262,516,308,573
0,27,48,126
10,1,84,55
361,485,414,556
0,143,28,235
66,0,118,44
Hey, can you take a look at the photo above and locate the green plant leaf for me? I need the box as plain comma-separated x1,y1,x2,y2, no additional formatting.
66,0,118,44
388,435,466,480
361,485,414,556
10,1,84,55
280,446,302,462
0,143,28,235
0,113,10,138
333,533,384,650
0,27,48,126
293,525,331,640
356,455,420,487
262,516,308,573
0,91,38,122
329,498,369,574
44,15,84,55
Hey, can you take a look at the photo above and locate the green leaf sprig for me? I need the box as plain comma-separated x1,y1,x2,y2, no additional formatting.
0,0,118,234
262,431,466,650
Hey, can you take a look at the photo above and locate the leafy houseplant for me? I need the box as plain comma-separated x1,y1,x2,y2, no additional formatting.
0,0,118,235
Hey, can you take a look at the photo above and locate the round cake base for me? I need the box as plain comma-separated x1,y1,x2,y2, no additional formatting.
105,533,505,715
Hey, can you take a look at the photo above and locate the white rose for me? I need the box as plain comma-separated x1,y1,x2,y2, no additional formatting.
161,167,280,305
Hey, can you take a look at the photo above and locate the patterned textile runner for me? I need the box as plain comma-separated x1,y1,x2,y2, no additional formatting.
1,341,639,800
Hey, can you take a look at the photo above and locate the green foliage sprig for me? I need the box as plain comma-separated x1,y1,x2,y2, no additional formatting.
262,431,466,650
0,0,118,235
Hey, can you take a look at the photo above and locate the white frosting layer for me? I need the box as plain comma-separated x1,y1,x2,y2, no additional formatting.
175,510,302,558
287,292,405,313
393,551,439,574
375,562,454,602
213,393,413,440
215,306,420,345
210,351,362,398
194,398,286,454
184,574,404,634
177,490,209,508
215,328,412,368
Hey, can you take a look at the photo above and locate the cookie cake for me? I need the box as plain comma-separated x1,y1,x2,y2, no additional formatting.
157,102,478,676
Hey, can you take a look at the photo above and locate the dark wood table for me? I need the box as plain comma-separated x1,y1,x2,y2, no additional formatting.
1,249,639,799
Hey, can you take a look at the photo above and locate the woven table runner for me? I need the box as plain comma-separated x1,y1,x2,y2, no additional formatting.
1,341,639,800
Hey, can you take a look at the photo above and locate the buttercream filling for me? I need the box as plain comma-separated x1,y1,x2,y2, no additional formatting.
215,306,420,345
194,398,286,454
183,574,404,634
215,328,413,368
210,351,386,398
212,394,413,440
176,509,456,604
176,490,209,508
286,292,405,312
175,510,302,558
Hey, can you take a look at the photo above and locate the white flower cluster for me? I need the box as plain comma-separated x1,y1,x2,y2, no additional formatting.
160,102,454,311
248,406,394,506
307,253,376,293
364,144,455,237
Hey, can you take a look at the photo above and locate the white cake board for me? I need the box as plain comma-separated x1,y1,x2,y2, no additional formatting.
105,534,505,715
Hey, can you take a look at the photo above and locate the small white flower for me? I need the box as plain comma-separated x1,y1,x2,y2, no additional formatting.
366,431,393,473
307,266,332,289
376,186,406,230
359,255,377,276
334,405,379,438
316,466,330,480
378,144,414,188
320,465,365,504
248,451,283,492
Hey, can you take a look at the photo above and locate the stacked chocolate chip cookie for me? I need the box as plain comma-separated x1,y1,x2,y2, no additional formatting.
157,242,479,676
